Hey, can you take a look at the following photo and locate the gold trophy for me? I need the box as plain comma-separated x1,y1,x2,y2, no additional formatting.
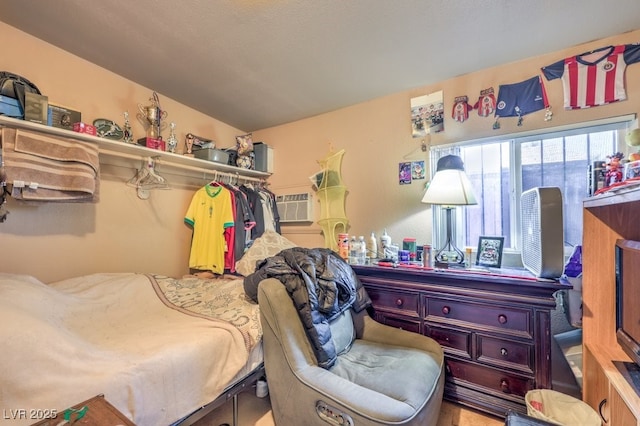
137,91,168,150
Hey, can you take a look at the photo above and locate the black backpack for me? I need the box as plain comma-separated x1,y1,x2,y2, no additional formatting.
0,71,41,118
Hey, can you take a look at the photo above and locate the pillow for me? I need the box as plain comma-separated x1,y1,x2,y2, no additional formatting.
235,151,255,169
235,230,297,276
235,133,254,156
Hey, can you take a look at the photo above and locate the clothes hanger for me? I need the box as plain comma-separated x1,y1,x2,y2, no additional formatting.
138,157,169,190
402,138,429,160
126,158,150,188
126,157,169,199
208,171,220,186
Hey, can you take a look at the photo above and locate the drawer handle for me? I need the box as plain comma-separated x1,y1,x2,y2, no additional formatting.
500,379,510,393
395,298,403,307
442,306,450,315
498,314,507,324
500,348,508,357
434,334,449,344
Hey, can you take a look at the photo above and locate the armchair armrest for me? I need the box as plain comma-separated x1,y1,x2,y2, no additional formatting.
352,309,444,363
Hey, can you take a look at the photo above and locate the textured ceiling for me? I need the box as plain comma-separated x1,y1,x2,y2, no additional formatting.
1,1,639,131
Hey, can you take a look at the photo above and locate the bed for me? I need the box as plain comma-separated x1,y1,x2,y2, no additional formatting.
0,272,263,426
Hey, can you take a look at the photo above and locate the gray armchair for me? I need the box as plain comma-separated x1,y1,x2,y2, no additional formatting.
258,278,445,426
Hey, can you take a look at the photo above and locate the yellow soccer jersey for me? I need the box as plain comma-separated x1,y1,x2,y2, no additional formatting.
184,184,234,273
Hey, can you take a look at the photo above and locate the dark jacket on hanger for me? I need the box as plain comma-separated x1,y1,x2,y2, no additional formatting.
240,184,266,239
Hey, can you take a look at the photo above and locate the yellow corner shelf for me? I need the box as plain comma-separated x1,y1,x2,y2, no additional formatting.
315,148,348,250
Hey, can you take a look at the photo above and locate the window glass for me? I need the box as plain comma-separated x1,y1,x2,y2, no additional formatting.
431,120,630,255
463,142,511,249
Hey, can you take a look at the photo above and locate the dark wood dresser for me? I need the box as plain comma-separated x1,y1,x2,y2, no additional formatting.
351,264,567,418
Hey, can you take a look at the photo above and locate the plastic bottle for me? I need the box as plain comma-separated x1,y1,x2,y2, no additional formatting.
349,236,358,264
369,232,378,259
380,229,392,257
422,244,433,268
358,236,367,264
465,247,473,269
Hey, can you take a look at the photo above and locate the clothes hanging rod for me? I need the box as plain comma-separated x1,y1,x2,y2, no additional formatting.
182,162,265,184
102,149,265,183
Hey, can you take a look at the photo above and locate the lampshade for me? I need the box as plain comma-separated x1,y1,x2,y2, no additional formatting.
422,155,477,206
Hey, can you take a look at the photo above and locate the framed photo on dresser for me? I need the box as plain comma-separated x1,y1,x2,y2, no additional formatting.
476,236,504,268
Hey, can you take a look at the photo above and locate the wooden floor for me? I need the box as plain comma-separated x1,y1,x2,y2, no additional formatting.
193,386,504,426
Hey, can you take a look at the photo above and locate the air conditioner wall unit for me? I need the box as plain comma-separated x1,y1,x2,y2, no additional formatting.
276,193,314,223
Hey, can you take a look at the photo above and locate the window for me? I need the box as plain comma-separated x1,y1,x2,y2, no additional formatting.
430,117,633,257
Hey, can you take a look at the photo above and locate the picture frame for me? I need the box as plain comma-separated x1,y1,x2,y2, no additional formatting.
476,236,505,268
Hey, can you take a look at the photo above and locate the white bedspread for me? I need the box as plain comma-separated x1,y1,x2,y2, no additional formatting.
0,273,255,426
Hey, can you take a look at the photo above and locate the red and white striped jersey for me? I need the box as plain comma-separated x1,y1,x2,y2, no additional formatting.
542,44,640,110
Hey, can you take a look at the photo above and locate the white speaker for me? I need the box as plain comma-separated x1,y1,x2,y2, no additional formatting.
276,193,314,223
520,187,565,278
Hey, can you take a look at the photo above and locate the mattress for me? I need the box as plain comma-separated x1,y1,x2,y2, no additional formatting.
0,272,262,426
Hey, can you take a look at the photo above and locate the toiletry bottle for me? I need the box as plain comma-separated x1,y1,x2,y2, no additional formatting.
465,247,473,269
369,232,378,259
380,229,391,257
423,245,433,268
358,236,366,264
349,236,358,264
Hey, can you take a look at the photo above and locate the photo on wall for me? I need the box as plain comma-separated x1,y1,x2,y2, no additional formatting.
410,90,444,138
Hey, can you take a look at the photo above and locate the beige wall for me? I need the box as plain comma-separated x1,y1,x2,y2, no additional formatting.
0,22,246,281
256,29,640,249
1,21,638,282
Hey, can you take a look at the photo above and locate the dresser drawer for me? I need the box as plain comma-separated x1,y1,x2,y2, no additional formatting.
376,312,421,333
425,297,532,337
425,325,472,359
367,287,419,316
477,334,534,374
445,358,534,398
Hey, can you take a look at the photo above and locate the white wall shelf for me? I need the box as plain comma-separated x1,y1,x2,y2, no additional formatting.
0,116,271,182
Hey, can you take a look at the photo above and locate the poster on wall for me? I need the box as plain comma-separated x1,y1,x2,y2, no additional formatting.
398,161,424,185
410,91,444,137
412,161,425,180
399,162,412,185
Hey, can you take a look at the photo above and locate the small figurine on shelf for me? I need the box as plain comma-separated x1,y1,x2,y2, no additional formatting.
122,111,134,144
167,122,178,153
603,152,624,187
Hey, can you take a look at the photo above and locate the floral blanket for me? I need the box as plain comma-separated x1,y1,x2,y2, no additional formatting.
151,274,262,351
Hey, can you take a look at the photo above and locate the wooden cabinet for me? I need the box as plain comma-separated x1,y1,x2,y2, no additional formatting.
582,185,640,425
352,265,565,418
